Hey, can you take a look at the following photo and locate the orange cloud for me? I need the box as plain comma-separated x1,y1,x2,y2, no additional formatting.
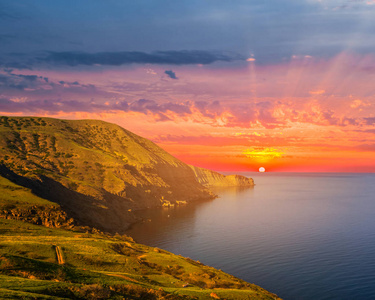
309,89,326,95
3,52,375,172
350,99,371,109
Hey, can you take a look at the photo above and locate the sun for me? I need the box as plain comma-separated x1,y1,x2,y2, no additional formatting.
259,167,265,172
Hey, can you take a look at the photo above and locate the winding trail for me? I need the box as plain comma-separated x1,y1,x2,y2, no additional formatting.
55,246,64,265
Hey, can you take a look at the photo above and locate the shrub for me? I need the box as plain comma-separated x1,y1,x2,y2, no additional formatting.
74,284,112,300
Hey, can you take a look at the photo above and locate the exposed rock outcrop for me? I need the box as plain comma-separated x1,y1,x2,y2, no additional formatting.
0,204,75,229
190,165,254,187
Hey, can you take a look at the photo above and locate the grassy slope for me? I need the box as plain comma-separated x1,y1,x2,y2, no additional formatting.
0,116,215,233
0,175,57,209
0,177,280,300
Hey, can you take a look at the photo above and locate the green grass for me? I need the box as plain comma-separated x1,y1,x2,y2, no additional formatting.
0,177,280,299
0,178,280,299
0,176,57,209
0,217,280,299
0,116,276,299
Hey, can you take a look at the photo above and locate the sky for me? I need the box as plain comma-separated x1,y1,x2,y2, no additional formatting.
1,0,375,172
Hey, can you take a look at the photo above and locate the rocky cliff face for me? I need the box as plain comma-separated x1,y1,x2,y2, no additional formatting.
0,204,75,229
190,165,254,187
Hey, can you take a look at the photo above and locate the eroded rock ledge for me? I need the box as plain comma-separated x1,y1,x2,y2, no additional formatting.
190,165,254,187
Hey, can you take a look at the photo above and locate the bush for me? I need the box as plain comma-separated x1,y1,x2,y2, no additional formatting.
74,284,111,300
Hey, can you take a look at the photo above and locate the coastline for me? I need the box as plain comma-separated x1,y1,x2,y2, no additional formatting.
125,193,219,233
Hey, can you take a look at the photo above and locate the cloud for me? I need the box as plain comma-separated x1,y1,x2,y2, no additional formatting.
234,132,264,137
0,96,262,127
364,117,375,125
243,147,284,162
194,101,224,119
146,68,157,75
356,143,375,151
0,97,74,113
125,99,192,120
0,88,372,130
350,99,371,109
164,70,178,79
354,129,375,134
0,70,108,99
309,90,326,95
154,134,252,146
0,72,49,90
41,50,244,67
0,96,303,128
153,133,293,147
0,50,245,69
4,1,375,68
0,97,194,123
292,106,362,127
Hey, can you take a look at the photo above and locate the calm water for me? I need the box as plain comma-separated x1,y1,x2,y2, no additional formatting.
126,173,375,300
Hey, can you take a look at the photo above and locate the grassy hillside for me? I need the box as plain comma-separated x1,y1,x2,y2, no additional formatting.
0,177,280,300
0,116,216,233
0,116,275,299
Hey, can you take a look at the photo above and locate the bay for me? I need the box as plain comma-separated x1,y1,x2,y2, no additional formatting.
126,173,375,300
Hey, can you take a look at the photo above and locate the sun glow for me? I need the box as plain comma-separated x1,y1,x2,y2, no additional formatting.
243,148,284,162
259,167,265,172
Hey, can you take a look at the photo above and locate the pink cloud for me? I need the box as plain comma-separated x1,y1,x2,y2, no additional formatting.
309,90,325,95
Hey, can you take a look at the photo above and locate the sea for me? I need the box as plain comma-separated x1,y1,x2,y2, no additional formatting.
126,173,375,300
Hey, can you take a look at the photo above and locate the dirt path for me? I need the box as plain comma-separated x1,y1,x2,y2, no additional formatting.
55,246,64,265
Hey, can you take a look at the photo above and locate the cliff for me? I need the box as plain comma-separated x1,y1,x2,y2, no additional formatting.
190,165,254,187
0,116,253,233
0,116,218,232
